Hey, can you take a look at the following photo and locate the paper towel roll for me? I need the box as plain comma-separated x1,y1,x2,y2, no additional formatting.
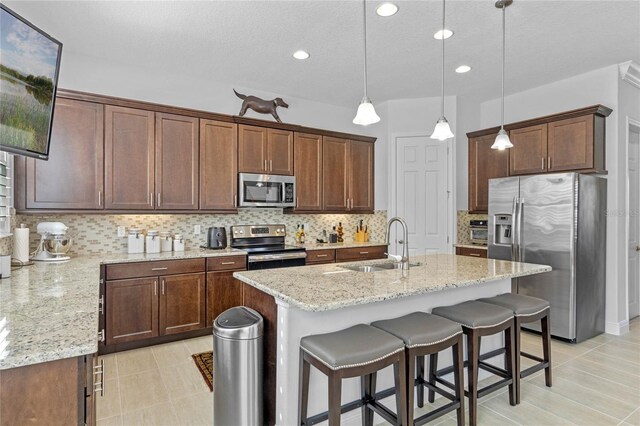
13,225,30,263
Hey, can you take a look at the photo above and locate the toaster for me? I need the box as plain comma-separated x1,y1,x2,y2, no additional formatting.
207,227,227,249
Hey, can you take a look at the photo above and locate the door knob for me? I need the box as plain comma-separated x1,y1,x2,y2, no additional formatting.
398,240,404,244
636,246,640,252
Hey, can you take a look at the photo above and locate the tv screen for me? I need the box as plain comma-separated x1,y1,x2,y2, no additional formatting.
0,4,62,161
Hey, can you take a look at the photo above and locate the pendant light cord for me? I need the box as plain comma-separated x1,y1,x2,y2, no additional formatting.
441,0,446,116
501,3,506,128
362,0,368,99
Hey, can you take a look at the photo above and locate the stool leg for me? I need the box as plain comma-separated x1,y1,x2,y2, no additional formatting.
328,371,342,426
416,355,425,407
452,334,465,426
514,317,522,404
505,320,517,406
427,353,438,403
360,373,374,426
394,353,409,426
467,329,479,426
542,310,552,388
406,349,415,425
299,350,310,425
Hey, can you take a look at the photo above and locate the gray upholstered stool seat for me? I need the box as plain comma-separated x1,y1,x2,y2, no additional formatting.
371,312,462,347
431,300,513,328
478,293,550,316
300,324,404,370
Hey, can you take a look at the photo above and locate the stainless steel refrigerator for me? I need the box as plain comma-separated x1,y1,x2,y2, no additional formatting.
488,173,606,342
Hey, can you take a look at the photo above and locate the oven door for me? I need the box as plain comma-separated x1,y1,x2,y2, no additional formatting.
239,173,296,208
247,251,307,270
470,227,488,245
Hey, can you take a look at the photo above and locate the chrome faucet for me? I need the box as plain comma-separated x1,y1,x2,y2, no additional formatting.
385,217,409,270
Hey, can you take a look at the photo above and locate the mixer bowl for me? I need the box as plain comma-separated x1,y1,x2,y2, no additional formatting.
43,235,72,255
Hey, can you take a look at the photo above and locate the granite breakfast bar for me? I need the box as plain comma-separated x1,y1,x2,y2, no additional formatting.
234,254,551,426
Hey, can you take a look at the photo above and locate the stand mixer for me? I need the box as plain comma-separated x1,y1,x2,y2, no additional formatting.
31,222,73,262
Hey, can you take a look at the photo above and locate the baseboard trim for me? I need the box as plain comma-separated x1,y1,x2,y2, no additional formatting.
605,319,630,335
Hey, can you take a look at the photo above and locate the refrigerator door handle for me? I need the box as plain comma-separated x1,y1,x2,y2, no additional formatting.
511,197,519,261
518,198,525,261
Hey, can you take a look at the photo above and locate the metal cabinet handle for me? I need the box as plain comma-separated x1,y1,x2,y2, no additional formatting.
264,160,268,171
234,195,237,207
316,254,328,258
150,192,154,207
157,193,161,207
98,191,102,207
469,253,481,257
548,156,552,169
151,267,168,271
541,157,545,170
161,279,165,295
359,251,369,255
221,261,236,265
270,160,273,171
154,281,157,296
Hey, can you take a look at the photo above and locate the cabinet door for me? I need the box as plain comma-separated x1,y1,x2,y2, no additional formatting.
267,128,294,175
159,273,206,335
26,98,104,209
200,120,238,210
348,140,374,212
322,136,349,211
206,271,244,327
105,106,155,209
468,133,509,213
293,133,322,210
238,125,267,173
547,115,594,172
509,124,548,176
155,113,199,210
105,277,158,345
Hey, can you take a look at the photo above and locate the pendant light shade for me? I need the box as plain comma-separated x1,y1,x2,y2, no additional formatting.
353,0,380,126
431,0,454,141
491,0,513,150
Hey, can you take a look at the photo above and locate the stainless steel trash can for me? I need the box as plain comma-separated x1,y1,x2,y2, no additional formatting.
213,306,264,426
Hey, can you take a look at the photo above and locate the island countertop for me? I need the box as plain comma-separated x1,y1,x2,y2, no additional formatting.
234,254,551,312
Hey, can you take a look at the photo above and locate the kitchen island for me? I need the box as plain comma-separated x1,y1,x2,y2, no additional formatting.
234,254,551,426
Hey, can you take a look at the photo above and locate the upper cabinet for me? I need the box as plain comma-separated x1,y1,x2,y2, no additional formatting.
238,125,293,175
348,140,374,212
468,132,509,213
547,115,597,172
509,124,548,175
200,120,238,211
293,133,323,211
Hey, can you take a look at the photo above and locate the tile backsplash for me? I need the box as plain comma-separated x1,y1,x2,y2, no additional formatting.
15,210,388,256
456,210,488,245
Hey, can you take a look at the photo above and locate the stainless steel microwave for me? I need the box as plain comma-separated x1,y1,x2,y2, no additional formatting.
238,173,296,208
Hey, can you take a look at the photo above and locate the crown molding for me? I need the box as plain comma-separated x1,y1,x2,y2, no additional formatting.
619,61,640,90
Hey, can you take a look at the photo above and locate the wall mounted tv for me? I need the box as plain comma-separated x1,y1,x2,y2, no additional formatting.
0,3,62,161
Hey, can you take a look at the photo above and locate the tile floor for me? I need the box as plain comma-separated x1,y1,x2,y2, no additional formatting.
97,319,640,425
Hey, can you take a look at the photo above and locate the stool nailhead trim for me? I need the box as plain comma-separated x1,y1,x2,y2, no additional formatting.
300,346,404,371
406,331,463,349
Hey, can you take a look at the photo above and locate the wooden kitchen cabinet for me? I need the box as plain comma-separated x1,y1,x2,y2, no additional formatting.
349,140,374,211
238,125,294,175
455,246,488,258
21,98,104,210
468,132,509,213
155,113,199,210
509,124,548,176
335,245,387,262
200,119,238,210
105,276,159,345
547,115,597,172
206,255,247,326
105,105,155,209
159,273,206,335
293,132,323,211
306,249,336,264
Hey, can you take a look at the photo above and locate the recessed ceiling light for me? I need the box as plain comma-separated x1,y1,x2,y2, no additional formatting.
455,65,472,73
433,29,454,40
376,2,399,17
293,50,310,60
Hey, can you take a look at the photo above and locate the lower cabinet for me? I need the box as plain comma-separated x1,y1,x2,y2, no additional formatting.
160,273,206,335
306,245,388,265
206,255,247,326
455,246,488,258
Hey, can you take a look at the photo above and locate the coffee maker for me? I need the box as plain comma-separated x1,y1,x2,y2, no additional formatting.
207,227,227,249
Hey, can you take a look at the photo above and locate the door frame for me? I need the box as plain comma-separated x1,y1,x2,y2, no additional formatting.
625,116,640,321
388,132,455,255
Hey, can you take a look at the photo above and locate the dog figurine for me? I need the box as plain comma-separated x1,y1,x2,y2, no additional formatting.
234,89,288,123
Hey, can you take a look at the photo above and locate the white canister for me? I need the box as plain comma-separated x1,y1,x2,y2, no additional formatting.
146,230,160,254
160,231,172,252
128,228,145,254
173,234,185,252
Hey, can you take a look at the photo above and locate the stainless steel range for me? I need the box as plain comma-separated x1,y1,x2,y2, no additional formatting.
230,224,306,270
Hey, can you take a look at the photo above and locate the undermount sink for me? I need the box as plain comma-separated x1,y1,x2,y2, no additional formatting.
341,262,422,273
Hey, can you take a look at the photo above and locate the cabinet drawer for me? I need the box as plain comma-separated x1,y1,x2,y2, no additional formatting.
207,255,247,271
335,245,387,262
105,258,205,280
456,247,488,258
306,249,336,264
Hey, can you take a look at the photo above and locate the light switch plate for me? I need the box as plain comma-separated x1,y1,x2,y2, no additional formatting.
117,226,126,237
194,225,201,235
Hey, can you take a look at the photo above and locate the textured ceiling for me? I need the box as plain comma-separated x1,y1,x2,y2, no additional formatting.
4,0,640,107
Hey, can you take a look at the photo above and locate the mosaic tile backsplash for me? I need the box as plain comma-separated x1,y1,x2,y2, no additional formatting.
456,210,488,245
15,210,388,256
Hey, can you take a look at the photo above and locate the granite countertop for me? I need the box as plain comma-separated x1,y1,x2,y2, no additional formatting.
234,254,551,312
0,248,247,370
294,241,387,251
454,244,488,250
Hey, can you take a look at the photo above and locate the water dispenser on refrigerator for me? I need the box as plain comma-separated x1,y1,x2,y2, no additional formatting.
494,215,513,245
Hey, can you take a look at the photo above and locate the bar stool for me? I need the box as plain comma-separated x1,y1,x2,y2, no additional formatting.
431,301,517,426
478,293,552,403
371,312,465,426
298,324,408,426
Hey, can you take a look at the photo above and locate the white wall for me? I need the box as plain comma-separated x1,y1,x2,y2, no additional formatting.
57,50,390,209
480,64,629,334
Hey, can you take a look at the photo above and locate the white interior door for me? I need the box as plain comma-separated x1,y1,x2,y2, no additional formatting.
629,125,640,319
395,135,449,257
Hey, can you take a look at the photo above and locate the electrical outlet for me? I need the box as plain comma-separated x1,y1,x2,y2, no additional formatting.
117,226,126,237
194,225,201,235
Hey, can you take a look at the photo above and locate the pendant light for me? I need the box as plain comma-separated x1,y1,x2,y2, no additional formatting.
430,0,454,141
491,0,514,150
353,0,380,126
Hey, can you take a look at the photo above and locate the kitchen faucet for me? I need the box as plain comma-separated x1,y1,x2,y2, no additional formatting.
385,217,409,270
